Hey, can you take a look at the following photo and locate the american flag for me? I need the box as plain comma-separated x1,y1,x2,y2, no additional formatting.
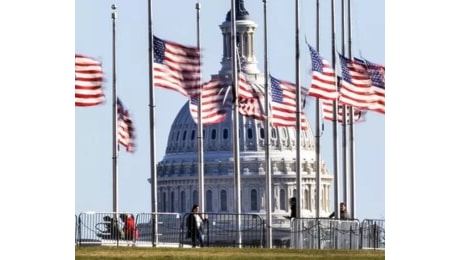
117,98,135,153
189,79,229,125
270,75,308,129
307,44,338,101
358,58,385,88
153,36,201,97
237,73,266,121
322,99,366,124
338,54,376,110
75,54,105,107
355,58,385,114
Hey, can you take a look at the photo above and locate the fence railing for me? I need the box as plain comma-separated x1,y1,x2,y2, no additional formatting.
360,219,385,249
135,212,183,246
179,213,265,248
75,212,384,250
290,218,361,249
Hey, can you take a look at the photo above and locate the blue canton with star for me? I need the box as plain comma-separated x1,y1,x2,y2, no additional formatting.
270,76,284,103
153,36,166,64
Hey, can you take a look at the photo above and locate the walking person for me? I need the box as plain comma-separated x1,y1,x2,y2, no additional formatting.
186,204,208,248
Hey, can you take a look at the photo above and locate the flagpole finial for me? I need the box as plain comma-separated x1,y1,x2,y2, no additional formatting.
111,4,117,19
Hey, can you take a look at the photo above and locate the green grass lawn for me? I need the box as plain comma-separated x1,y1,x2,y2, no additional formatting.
75,246,385,259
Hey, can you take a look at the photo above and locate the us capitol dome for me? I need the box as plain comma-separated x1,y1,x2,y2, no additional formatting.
151,0,333,219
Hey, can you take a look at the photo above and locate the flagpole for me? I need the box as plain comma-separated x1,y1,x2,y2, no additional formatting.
231,0,242,248
195,0,205,214
314,0,321,219
147,0,159,245
111,4,119,215
330,0,341,219
262,0,272,248
295,0,302,220
347,0,356,219
340,0,349,214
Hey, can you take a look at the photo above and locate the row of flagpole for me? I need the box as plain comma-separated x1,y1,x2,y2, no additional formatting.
76,0,384,248
269,0,373,223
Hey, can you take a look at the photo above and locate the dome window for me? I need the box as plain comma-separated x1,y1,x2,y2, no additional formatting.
180,191,186,212
206,190,213,212
191,130,195,140
220,190,227,211
170,191,175,212
280,189,286,210
251,189,258,211
271,128,277,139
281,128,287,139
247,128,253,139
192,190,198,205
211,129,217,140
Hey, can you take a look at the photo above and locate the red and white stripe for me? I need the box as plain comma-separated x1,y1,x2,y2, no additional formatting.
75,54,105,107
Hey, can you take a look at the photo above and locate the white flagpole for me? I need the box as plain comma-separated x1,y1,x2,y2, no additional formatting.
314,0,322,219
147,0,159,245
231,0,242,248
111,4,119,215
262,0,272,248
330,0,341,219
195,0,205,217
295,0,303,220
341,0,349,215
347,0,357,219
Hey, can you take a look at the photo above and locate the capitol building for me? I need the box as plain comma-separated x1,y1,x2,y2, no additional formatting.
151,0,333,219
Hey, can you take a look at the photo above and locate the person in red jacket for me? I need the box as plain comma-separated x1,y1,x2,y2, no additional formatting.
120,213,138,240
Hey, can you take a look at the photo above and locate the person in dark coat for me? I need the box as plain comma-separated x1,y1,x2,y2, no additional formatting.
329,202,351,220
283,197,297,220
186,204,208,247
289,197,297,219
98,216,124,240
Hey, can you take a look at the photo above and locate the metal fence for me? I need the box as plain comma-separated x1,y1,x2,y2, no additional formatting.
290,218,360,249
76,212,138,247
75,212,384,250
179,213,265,248
360,219,385,249
135,212,183,247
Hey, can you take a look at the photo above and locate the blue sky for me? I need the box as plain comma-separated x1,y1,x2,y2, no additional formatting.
75,0,384,220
